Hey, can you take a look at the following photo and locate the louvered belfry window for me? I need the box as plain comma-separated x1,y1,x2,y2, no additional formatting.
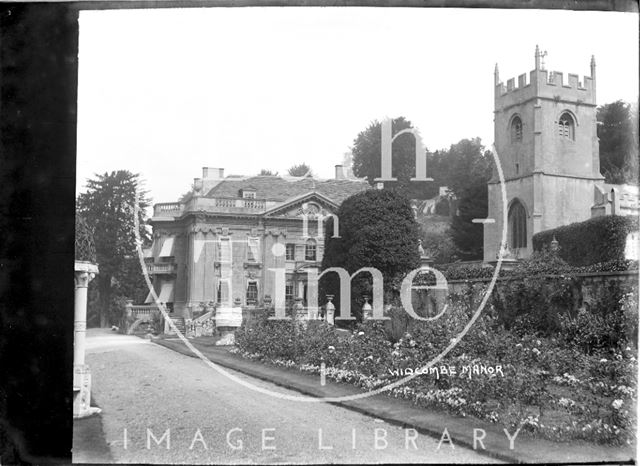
558,112,575,140
511,116,523,143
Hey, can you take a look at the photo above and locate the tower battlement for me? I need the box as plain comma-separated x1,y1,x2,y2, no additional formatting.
494,46,596,107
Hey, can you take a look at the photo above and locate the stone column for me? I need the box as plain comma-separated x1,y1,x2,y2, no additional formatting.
74,261,100,418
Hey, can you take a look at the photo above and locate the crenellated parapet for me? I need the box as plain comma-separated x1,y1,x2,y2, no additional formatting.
495,46,596,109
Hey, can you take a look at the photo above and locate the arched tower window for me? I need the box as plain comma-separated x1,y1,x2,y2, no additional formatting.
510,116,522,143
508,200,527,249
558,112,575,140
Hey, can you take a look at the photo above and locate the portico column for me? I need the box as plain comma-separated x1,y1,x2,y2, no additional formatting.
74,269,93,366
74,261,100,418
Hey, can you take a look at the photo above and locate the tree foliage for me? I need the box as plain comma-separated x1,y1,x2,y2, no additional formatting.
287,163,313,177
351,117,438,199
259,169,278,176
421,231,458,264
76,171,151,326
431,138,494,261
320,189,421,322
178,181,197,203
597,100,639,184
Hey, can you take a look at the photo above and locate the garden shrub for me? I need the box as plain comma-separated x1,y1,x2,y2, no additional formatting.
298,321,342,367
434,197,451,216
560,281,637,354
488,251,577,335
150,311,164,335
319,189,420,322
119,314,137,334
383,306,414,343
533,215,638,266
575,259,638,273
437,262,495,280
235,311,302,362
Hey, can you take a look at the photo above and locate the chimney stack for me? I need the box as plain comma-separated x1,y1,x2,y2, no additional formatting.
201,167,225,194
203,167,224,179
335,165,345,180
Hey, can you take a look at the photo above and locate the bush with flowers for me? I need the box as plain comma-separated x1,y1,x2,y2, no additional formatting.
234,279,637,445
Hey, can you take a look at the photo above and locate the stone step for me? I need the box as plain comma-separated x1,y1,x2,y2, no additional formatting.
168,316,185,333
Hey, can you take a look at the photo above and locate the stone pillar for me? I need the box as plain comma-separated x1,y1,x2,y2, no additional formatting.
125,299,133,318
74,261,100,418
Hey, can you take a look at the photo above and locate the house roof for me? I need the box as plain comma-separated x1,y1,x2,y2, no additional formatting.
205,175,370,205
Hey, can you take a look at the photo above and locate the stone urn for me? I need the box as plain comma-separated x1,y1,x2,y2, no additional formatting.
293,297,304,320
325,295,335,325
362,296,373,320
263,294,273,311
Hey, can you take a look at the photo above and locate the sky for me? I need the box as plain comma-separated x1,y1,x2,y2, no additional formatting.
77,7,639,206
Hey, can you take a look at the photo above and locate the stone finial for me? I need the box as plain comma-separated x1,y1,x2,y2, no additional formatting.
494,63,500,85
418,238,425,257
362,296,372,320
534,45,540,70
496,244,511,259
590,55,596,79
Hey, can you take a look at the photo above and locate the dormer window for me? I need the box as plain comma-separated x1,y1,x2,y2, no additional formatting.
558,112,575,140
241,190,256,199
510,116,522,143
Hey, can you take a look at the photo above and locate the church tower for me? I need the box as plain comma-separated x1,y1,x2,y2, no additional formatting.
483,46,604,261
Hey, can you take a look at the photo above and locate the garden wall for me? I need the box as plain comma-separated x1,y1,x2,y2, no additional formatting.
413,270,638,318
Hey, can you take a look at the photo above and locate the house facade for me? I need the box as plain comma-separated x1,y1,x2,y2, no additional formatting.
145,166,368,318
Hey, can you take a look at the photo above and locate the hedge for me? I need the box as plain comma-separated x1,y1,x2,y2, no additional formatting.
434,257,637,282
532,215,639,267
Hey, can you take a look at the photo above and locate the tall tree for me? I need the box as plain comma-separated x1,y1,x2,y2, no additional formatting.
287,163,313,177
76,171,151,327
320,189,421,321
351,117,437,199
441,138,494,260
597,100,638,184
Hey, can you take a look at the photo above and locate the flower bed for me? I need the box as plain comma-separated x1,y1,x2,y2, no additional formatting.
234,287,637,445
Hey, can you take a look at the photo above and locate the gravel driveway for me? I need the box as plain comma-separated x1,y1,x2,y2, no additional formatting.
75,329,499,464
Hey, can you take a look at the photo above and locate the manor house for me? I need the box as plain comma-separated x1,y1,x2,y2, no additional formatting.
145,167,368,318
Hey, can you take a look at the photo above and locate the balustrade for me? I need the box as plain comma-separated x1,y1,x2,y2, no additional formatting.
146,263,177,275
154,197,267,216
153,202,183,217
